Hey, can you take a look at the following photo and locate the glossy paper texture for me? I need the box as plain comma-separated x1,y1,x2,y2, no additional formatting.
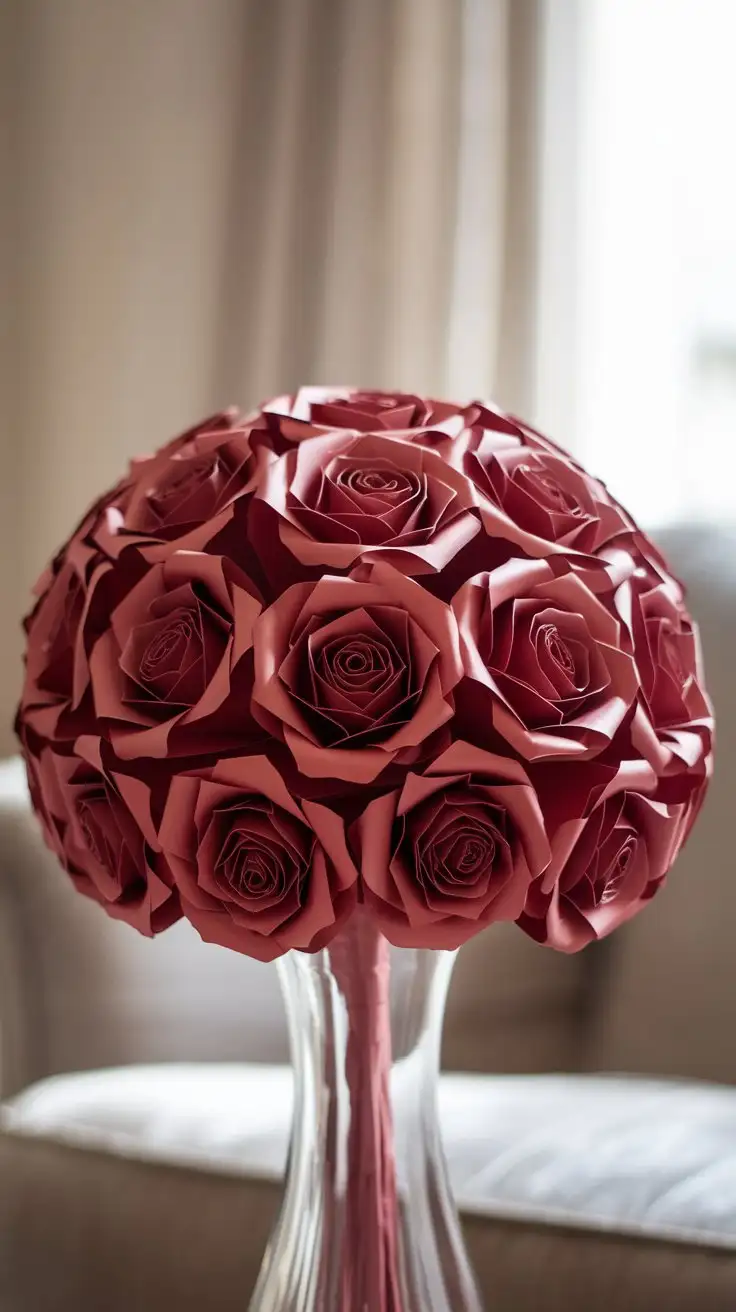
18,389,714,957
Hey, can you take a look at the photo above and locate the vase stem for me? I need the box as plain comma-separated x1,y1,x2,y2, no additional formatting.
329,912,402,1309
250,912,482,1311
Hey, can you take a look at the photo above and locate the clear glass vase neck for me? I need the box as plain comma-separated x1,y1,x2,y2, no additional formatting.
249,910,482,1312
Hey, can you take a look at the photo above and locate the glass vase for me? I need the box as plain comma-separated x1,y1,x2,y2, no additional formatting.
249,908,483,1312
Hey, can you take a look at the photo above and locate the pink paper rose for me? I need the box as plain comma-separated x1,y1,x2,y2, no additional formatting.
353,741,551,948
18,559,87,742
616,543,714,796
462,400,588,467
262,386,464,432
16,390,714,959
31,737,180,935
520,758,691,952
151,408,245,460
254,429,479,577
158,755,358,959
453,556,639,761
87,550,263,760
252,562,463,783
92,409,267,560
453,432,632,556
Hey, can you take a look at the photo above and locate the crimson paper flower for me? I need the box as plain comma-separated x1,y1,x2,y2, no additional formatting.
252,562,463,784
17,389,713,959
453,556,639,761
354,742,551,948
255,429,479,577
158,755,357,960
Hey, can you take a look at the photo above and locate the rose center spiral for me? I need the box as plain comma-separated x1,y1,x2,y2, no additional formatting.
437,821,500,886
519,465,584,517
599,837,637,905
539,623,576,677
77,802,109,866
222,832,281,899
337,464,415,498
660,620,686,686
140,615,197,686
457,835,492,874
76,793,127,876
319,633,393,695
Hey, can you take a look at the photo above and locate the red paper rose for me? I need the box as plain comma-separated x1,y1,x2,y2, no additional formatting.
353,741,551,948
152,408,244,459
463,400,588,467
255,429,480,576
17,390,714,959
252,562,463,783
520,759,691,952
453,431,632,556
453,556,639,761
18,559,87,742
263,386,464,432
92,409,266,560
32,737,179,935
87,550,262,759
158,755,358,959
613,543,714,795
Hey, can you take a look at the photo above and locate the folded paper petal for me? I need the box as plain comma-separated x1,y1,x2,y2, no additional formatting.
452,560,640,762
256,429,480,580
252,563,463,784
84,550,263,760
16,391,713,960
519,760,695,952
31,742,180,936
158,757,358,958
352,742,551,949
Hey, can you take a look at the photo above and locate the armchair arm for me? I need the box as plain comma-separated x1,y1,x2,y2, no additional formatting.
0,759,37,1097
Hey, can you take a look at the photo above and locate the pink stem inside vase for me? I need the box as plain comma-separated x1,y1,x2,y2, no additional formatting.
329,911,404,1312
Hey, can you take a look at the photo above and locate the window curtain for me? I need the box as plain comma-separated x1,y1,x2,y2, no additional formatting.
0,0,541,754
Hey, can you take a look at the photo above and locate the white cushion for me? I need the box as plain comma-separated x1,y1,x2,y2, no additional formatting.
5,1065,736,1251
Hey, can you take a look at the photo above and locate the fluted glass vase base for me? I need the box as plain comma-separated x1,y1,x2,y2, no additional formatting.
250,909,482,1312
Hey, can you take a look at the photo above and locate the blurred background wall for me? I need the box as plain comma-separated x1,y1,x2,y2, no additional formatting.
0,0,543,755
2,0,735,755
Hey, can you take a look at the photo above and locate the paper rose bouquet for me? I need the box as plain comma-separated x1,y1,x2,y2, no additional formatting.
17,387,713,960
16,387,714,1311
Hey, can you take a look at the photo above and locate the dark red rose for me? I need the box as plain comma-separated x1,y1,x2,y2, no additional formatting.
19,412,260,744
453,432,632,555
25,465,137,629
158,755,358,959
18,559,86,741
462,400,587,466
353,741,551,948
453,556,639,761
252,562,463,783
264,386,464,432
92,410,266,559
33,737,179,936
16,388,714,960
87,550,262,759
148,408,245,460
246,387,469,456
613,543,714,794
520,758,690,952
256,429,479,576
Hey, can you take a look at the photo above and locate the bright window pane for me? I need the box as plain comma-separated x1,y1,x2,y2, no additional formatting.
575,0,736,527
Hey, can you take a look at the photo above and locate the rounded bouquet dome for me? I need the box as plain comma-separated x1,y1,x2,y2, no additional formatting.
17,388,713,958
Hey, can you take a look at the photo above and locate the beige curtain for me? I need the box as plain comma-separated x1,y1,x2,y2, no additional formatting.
0,0,541,754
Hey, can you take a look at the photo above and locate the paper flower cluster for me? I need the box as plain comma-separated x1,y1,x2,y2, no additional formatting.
17,389,713,957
